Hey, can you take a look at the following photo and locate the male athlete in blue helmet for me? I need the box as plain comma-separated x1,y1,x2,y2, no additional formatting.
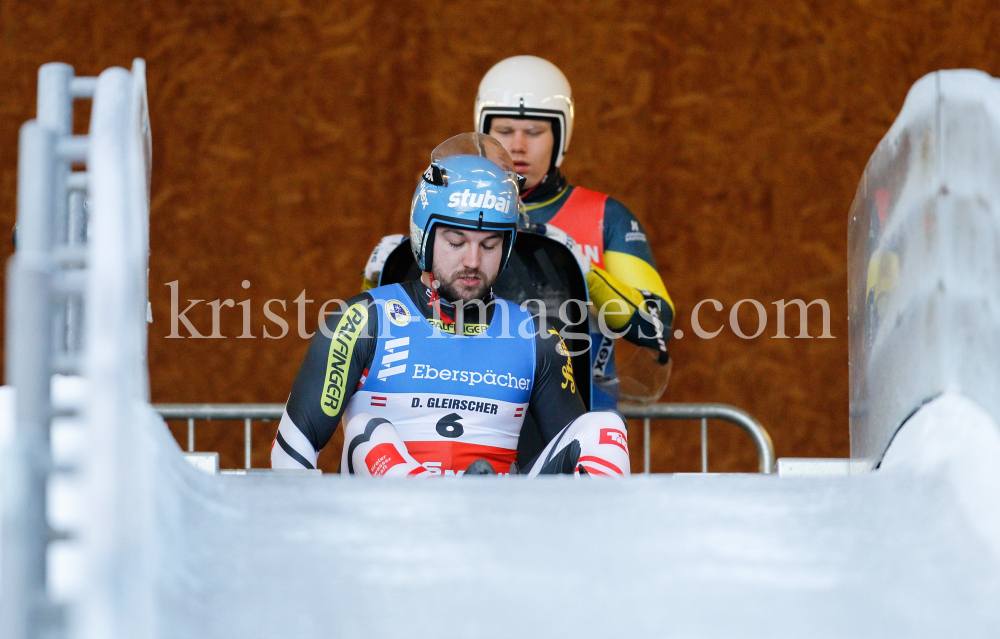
364,57,674,411
272,133,630,477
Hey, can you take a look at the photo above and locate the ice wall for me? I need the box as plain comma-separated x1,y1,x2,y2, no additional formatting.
848,69,1000,461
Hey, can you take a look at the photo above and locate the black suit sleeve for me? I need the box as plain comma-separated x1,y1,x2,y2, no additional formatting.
285,293,379,451
527,320,587,443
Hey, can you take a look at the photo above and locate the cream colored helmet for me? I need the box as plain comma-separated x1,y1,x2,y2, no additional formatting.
475,55,574,168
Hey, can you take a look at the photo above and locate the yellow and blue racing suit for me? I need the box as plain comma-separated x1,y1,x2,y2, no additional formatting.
523,170,674,409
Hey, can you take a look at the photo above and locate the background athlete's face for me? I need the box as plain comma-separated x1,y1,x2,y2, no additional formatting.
488,118,554,190
428,227,504,302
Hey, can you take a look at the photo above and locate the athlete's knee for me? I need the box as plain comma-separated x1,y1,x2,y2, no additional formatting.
569,411,631,477
527,411,630,477
561,411,627,449
343,412,385,442
566,410,625,434
341,413,428,477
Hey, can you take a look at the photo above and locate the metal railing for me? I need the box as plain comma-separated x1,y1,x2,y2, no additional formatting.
154,402,775,474
155,404,282,470
619,403,774,474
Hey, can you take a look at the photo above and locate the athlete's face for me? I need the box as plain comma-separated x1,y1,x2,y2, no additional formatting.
488,118,554,190
425,227,504,302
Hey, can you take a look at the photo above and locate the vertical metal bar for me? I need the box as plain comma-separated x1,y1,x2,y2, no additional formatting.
53,292,68,368
14,123,57,254
643,418,651,474
1,122,58,639
2,257,55,639
187,418,194,453
66,175,87,250
37,64,75,373
701,417,708,473
37,63,74,134
65,186,86,353
245,418,252,469
37,64,73,251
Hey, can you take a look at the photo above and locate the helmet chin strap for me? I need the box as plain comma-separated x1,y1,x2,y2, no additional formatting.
521,165,566,204
427,273,455,330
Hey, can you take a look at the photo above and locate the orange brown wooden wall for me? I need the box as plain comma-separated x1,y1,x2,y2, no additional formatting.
1,1,998,471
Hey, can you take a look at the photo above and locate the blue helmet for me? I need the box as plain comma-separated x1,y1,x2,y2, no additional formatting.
410,133,522,272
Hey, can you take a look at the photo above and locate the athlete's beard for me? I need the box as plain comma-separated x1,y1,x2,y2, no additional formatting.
434,267,495,303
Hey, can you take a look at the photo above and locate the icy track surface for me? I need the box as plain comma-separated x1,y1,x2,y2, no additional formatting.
140,402,999,638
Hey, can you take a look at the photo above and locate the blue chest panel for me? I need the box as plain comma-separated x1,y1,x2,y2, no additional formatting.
361,285,536,403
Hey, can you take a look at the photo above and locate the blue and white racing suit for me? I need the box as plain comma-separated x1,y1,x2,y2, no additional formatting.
272,280,631,476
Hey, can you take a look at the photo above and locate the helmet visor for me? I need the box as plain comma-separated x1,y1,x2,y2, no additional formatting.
431,132,518,184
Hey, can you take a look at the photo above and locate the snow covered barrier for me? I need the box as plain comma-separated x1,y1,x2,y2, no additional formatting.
848,70,1000,462
880,393,1000,558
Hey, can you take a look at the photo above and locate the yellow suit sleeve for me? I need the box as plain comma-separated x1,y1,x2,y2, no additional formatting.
586,251,675,329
